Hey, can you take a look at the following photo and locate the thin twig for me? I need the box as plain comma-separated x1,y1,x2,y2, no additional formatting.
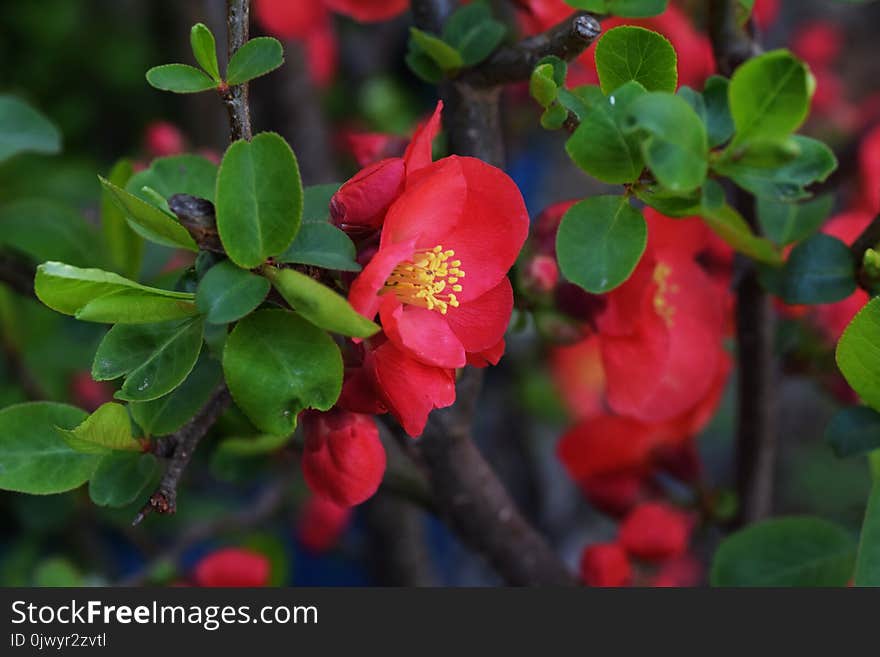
221,0,252,142
133,385,231,525
708,0,761,77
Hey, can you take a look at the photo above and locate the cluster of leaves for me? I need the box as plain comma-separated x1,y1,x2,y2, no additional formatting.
0,32,377,506
531,25,837,295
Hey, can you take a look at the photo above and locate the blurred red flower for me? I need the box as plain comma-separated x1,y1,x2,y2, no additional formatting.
324,0,409,22
618,502,692,562
144,121,185,158
300,409,386,506
297,495,353,553
579,542,632,587
193,548,270,587
792,21,843,69
69,372,115,412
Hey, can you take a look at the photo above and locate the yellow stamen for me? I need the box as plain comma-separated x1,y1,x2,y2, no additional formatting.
652,262,679,327
383,245,466,315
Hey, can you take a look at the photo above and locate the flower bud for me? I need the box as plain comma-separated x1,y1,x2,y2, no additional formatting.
579,542,632,587
619,502,692,562
144,121,185,158
330,158,405,233
193,548,270,587
69,371,114,412
522,254,559,295
301,409,386,507
297,495,352,553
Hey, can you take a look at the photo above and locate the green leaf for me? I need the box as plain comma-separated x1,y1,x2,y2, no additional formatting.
703,76,735,147
33,558,83,587
757,194,833,245
190,23,221,82
99,175,198,251
0,402,98,494
566,81,646,184
101,159,143,279
541,104,569,130
530,64,560,109
714,136,837,201
216,132,303,268
633,185,701,217
408,28,464,72
405,49,444,84
263,266,379,338
556,195,647,294
711,517,857,586
130,356,222,436
35,262,198,323
837,298,880,412
0,95,61,163
729,50,811,145
57,402,141,454
127,154,218,204
278,222,361,272
92,317,204,402
780,233,855,304
826,406,880,458
442,1,507,67
722,136,802,169
226,37,284,85
196,260,270,324
736,0,756,25
214,433,291,457
625,91,708,192
222,309,342,435
0,199,99,267
595,26,677,94
146,64,217,93
677,86,706,124
89,452,160,508
301,183,341,223
699,183,783,265
855,481,880,586
564,0,668,17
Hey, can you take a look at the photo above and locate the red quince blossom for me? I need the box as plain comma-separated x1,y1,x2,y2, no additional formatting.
297,495,353,553
579,542,632,587
339,130,409,167
144,121,185,158
300,409,387,506
618,502,692,562
69,371,115,412
193,548,270,587
324,0,409,22
792,21,843,69
752,0,780,31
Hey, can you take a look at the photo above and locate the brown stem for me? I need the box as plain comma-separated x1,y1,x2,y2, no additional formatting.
133,386,231,525
851,213,880,263
708,0,761,77
221,0,253,142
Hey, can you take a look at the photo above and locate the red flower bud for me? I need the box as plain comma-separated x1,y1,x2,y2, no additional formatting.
300,409,386,507
579,543,632,587
193,548,270,587
792,22,843,69
69,371,114,412
330,158,406,233
144,121,185,158
522,254,559,295
254,0,326,38
619,502,691,562
297,495,352,553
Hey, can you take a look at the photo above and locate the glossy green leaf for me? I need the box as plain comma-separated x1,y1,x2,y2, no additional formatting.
625,91,708,192
757,194,833,245
89,452,160,508
711,517,857,586
595,26,677,94
0,199,98,267
190,23,220,82
222,309,342,435
146,64,217,93
564,0,668,17
699,183,782,265
99,175,198,251
57,402,141,454
33,558,83,587
729,50,811,145
92,317,204,402
127,154,218,205
556,195,647,294
214,433,291,457
633,185,701,217
855,481,880,586
216,132,303,268
408,28,464,72
0,402,97,494
703,75,735,147
301,183,341,223
0,95,61,163
780,233,855,304
226,37,284,85
101,159,143,280
196,260,270,324
263,266,379,338
278,223,360,272
837,297,880,412
35,262,197,323
442,1,507,67
531,64,560,108
130,356,222,437
826,406,880,458
566,81,646,184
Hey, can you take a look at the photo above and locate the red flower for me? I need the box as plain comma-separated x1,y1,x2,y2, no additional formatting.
649,553,703,587
339,130,408,167
323,0,409,22
193,548,270,587
752,0,780,31
300,409,386,506
297,495,352,553
618,502,691,562
144,121,185,158
792,21,843,69
580,543,632,587
69,372,114,412
522,253,560,294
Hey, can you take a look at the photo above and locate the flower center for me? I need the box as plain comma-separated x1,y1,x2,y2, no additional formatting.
383,245,465,315
652,262,679,327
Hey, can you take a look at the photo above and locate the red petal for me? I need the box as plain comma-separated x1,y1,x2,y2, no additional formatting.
323,0,409,22
330,157,405,232
404,101,443,178
445,277,513,354
466,338,506,368
348,237,418,320
380,295,466,368
580,543,632,587
557,414,657,480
